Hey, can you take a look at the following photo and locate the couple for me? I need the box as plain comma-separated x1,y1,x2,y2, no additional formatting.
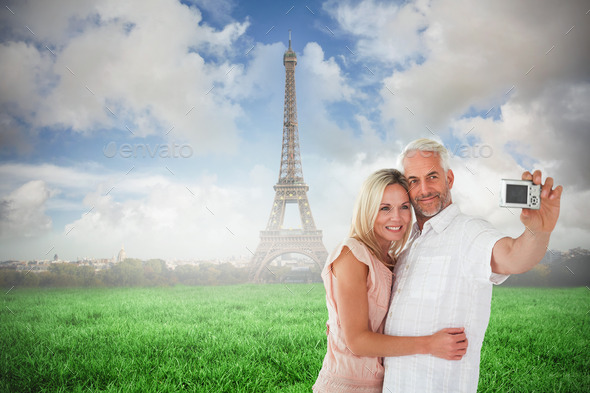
313,138,562,393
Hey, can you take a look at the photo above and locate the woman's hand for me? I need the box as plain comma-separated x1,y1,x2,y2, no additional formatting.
427,328,468,360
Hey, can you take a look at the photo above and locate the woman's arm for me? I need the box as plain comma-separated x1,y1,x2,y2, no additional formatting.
332,248,467,360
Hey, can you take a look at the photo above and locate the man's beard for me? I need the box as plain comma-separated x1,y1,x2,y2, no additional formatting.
412,184,452,219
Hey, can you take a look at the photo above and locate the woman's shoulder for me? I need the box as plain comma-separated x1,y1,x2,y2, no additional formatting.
336,238,375,267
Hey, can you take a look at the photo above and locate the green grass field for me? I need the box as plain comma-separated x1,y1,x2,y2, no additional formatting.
1,285,588,392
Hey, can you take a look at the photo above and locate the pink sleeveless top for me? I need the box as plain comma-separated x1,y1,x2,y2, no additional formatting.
313,238,394,393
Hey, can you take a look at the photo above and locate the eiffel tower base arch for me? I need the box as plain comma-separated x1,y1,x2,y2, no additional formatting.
250,230,328,282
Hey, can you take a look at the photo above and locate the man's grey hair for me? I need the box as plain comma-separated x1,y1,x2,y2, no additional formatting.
398,138,451,173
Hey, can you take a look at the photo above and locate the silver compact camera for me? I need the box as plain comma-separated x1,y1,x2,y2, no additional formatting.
499,179,541,210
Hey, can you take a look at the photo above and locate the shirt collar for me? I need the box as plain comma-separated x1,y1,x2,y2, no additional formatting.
411,203,461,237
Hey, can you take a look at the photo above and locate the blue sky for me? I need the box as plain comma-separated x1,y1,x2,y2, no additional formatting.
1,0,589,261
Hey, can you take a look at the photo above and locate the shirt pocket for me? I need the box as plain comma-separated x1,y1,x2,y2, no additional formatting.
406,256,451,300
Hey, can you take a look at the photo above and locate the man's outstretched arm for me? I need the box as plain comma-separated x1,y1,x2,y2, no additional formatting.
491,170,563,275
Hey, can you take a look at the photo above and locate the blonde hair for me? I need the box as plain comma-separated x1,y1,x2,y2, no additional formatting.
349,169,412,267
398,138,450,173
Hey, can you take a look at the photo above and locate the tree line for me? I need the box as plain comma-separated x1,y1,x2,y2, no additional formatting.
0,258,323,288
1,255,586,288
0,259,246,288
501,254,589,287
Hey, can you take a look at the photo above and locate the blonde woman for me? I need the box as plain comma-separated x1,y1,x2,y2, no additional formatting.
313,169,467,392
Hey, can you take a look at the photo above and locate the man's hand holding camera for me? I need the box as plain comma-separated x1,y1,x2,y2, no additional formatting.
492,169,563,275
520,169,563,234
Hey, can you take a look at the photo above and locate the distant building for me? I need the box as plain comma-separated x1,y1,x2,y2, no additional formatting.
117,246,127,263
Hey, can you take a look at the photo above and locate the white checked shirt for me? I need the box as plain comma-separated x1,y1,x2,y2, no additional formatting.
383,203,508,393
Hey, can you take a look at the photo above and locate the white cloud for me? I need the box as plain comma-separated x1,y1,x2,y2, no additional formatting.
0,161,272,260
1,0,250,155
0,1,93,44
0,163,107,196
63,174,270,260
324,0,427,64
327,0,590,143
221,42,285,101
299,42,356,103
0,180,53,238
294,41,366,160
0,41,53,117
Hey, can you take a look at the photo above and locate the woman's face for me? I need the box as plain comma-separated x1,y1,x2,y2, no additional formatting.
374,183,412,253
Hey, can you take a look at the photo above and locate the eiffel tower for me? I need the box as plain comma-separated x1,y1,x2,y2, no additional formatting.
250,31,328,282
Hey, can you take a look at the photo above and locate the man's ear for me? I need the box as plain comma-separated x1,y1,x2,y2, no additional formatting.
447,169,454,189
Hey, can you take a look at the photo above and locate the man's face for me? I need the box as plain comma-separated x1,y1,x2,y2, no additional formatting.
403,151,454,220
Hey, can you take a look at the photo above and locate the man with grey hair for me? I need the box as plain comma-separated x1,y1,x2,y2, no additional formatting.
382,138,562,392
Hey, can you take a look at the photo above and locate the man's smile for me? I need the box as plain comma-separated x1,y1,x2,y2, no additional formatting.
417,194,439,203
